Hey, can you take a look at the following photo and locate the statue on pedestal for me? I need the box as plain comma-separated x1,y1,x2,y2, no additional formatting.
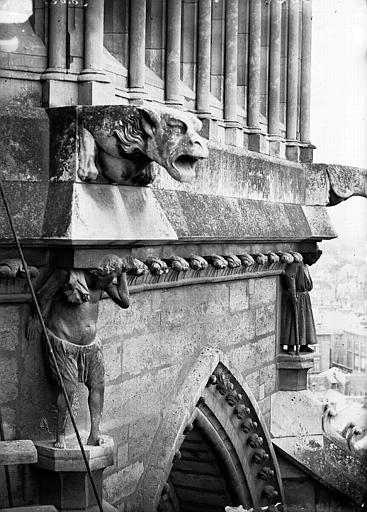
26,255,130,449
281,249,322,355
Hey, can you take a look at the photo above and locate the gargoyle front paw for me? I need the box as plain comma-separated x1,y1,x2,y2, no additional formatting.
78,162,99,182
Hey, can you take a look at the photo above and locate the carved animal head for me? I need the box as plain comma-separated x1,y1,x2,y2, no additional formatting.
113,106,209,183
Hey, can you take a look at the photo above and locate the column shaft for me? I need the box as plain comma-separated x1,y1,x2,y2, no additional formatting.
197,0,212,112
248,0,261,129
48,0,67,70
300,0,312,142
268,0,282,136
83,0,105,72
286,0,300,140
166,0,182,103
129,0,146,89
224,0,238,121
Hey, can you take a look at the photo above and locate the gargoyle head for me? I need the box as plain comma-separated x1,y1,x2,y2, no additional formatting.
114,107,209,183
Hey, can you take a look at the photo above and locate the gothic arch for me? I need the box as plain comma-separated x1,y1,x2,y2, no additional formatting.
133,348,284,511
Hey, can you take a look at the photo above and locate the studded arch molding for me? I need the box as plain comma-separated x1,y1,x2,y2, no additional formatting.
158,363,284,512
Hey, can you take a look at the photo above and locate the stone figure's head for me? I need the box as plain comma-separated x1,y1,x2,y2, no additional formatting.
302,248,322,266
114,107,209,183
88,254,124,278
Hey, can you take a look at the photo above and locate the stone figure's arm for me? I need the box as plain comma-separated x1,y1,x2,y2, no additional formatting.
104,272,130,309
26,268,69,342
283,263,298,305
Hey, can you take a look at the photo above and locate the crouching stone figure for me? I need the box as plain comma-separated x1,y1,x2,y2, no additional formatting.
26,255,130,449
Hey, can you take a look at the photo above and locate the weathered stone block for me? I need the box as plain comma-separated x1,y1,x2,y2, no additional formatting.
154,189,319,241
245,370,260,400
128,414,161,462
103,461,144,504
121,331,177,376
229,280,249,312
0,406,16,440
300,145,314,164
0,306,20,351
248,132,267,153
250,276,277,307
269,139,281,157
271,390,323,438
0,357,18,402
259,395,271,429
286,143,300,162
103,366,181,429
206,309,256,347
103,341,122,382
302,206,337,239
0,107,49,182
225,124,243,146
255,305,276,336
117,442,128,469
226,335,275,379
155,283,230,327
260,363,277,396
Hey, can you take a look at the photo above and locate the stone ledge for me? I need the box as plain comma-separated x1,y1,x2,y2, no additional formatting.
0,439,37,466
0,183,337,244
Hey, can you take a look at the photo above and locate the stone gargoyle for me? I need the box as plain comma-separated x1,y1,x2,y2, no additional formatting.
307,163,367,206
78,106,209,186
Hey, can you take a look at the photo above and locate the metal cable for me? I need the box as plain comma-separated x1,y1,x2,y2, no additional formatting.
0,178,104,512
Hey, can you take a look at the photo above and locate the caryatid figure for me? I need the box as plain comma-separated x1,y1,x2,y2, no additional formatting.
27,255,130,449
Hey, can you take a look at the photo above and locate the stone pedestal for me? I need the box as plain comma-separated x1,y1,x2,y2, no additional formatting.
277,353,314,391
248,131,268,154
35,437,116,512
268,137,285,158
225,121,243,146
78,80,115,106
42,78,78,108
198,114,217,141
285,141,300,162
299,144,315,164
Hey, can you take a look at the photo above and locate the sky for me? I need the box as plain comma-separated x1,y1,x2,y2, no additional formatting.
311,0,367,247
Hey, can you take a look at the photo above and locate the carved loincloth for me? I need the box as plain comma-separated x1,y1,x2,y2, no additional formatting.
46,330,105,387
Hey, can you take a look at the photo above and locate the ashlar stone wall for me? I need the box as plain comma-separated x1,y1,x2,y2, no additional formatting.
98,275,278,507
0,275,278,508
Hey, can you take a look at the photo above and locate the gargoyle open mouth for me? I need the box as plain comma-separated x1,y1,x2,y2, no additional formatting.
172,155,200,182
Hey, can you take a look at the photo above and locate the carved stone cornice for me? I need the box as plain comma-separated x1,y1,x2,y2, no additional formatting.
125,251,302,290
0,251,310,302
